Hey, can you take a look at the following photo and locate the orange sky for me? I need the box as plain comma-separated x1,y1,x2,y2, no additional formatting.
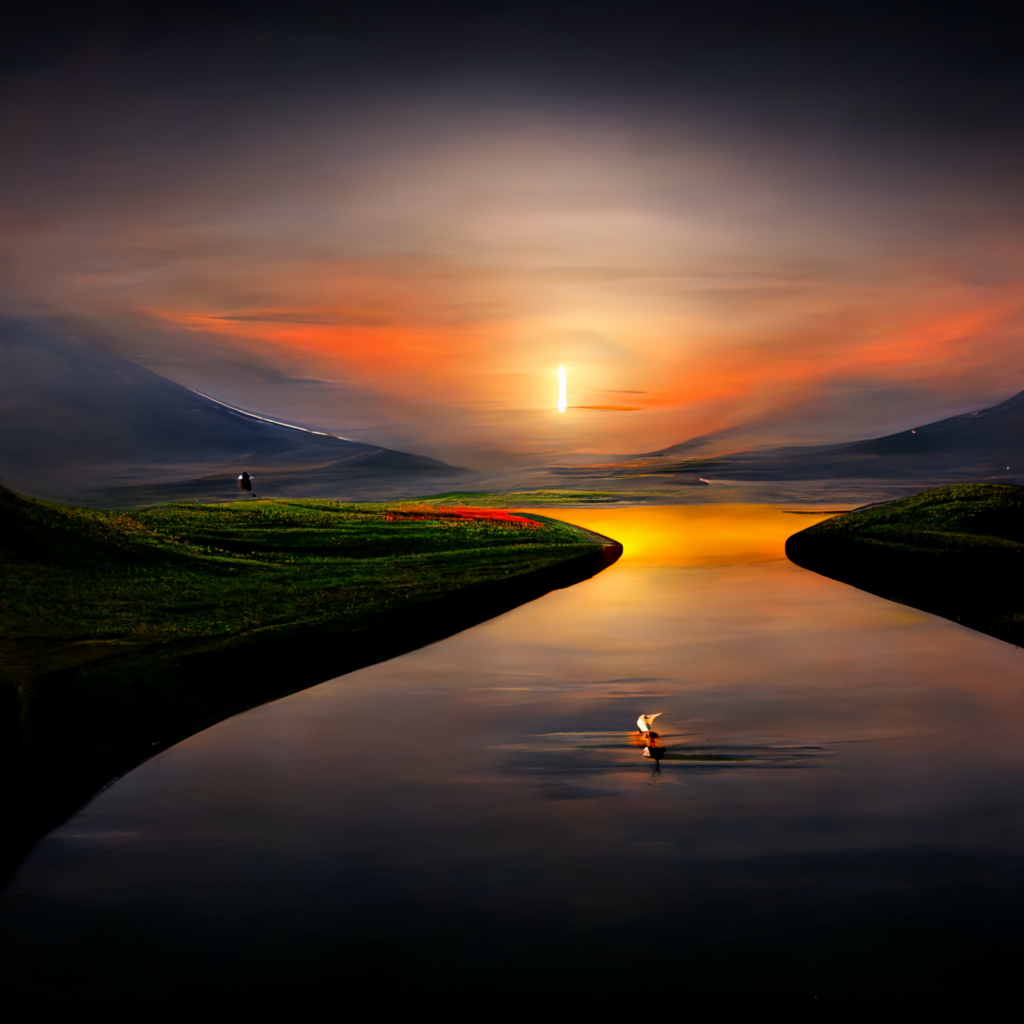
5,92,1024,466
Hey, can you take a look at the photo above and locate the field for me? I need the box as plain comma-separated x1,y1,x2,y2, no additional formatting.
1,488,607,678
786,483,1024,644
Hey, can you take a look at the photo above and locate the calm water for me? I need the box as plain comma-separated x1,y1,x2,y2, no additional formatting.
5,505,1024,1007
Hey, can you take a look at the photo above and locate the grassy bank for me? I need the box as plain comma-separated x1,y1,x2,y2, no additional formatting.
1,486,618,878
1,488,609,677
786,483,1024,644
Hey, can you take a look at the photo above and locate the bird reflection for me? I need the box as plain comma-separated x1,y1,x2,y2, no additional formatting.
643,739,665,778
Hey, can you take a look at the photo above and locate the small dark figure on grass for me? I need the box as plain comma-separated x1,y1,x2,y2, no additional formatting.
238,471,255,497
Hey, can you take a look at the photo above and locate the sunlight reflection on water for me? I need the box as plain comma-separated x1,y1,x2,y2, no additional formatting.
519,502,840,565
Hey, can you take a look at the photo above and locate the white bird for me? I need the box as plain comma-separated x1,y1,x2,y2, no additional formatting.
637,713,662,733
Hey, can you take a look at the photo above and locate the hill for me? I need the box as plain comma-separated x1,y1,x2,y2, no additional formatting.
786,483,1024,644
0,319,462,505
640,391,1024,484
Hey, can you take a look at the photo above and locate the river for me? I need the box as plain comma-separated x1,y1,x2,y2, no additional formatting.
4,505,1024,1007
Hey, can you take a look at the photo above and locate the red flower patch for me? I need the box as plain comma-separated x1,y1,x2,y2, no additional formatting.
384,507,541,528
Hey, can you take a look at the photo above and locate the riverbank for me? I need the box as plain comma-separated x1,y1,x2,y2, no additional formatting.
786,483,1024,645
1,486,619,879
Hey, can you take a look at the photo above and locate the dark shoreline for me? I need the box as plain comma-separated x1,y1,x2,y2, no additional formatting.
2,541,621,885
786,484,1024,647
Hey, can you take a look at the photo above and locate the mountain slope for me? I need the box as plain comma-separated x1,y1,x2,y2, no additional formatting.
0,320,460,504
645,389,1024,483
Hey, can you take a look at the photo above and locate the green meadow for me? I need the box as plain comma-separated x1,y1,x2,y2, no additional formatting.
786,483,1024,645
0,486,609,683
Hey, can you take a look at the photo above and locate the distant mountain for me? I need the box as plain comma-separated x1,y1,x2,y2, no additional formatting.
542,389,1024,491
648,389,1024,483
0,320,461,506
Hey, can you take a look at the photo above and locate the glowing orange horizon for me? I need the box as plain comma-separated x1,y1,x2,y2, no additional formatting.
143,288,1024,453
6,99,1024,458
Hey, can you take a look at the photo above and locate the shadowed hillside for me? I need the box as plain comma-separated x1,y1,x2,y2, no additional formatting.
536,390,1024,493
0,320,464,505
648,391,1024,484
786,483,1024,645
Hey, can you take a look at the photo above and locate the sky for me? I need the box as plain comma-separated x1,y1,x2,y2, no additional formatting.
4,2,1024,468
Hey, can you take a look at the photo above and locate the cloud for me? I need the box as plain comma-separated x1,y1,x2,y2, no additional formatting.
4,14,1024,462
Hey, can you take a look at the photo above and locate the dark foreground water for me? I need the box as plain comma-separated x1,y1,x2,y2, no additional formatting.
5,506,1024,1009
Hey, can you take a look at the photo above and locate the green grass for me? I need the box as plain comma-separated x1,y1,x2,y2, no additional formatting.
0,487,607,682
786,483,1024,644
794,483,1024,553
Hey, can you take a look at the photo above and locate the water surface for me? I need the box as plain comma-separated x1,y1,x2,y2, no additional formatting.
5,505,1024,1007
